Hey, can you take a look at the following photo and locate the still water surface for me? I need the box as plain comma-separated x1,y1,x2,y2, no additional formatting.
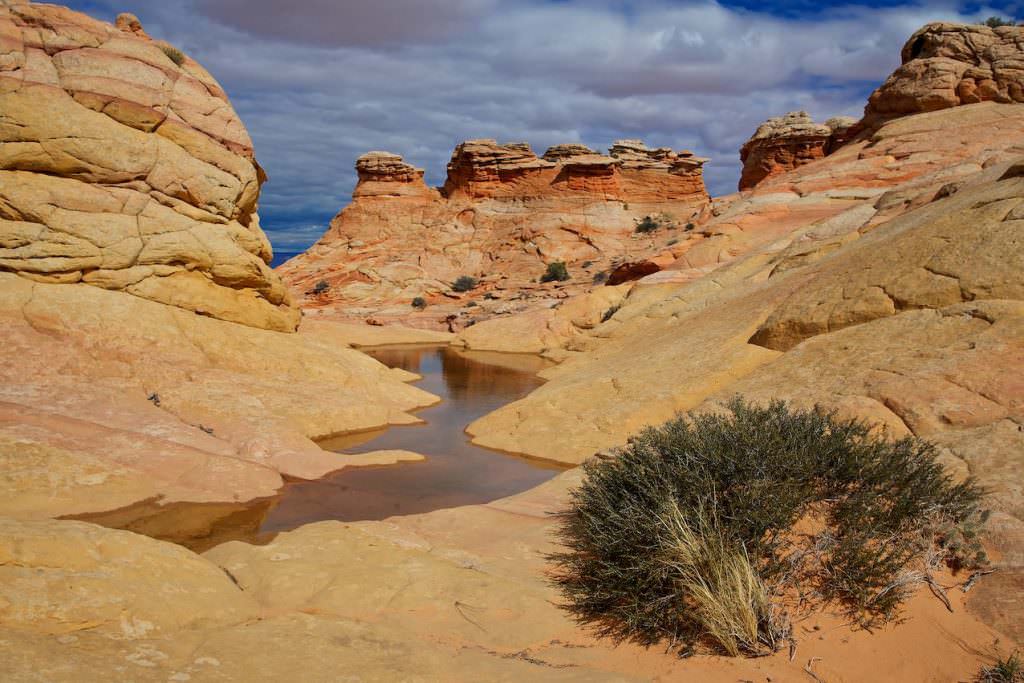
69,345,564,550
258,345,564,531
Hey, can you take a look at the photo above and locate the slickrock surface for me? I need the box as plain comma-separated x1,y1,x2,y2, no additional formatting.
0,2,298,331
0,472,1010,682
277,138,710,330
865,21,1024,124
0,272,439,519
738,111,856,190
463,104,1024,645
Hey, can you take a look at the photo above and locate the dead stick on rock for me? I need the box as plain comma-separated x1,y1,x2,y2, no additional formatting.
804,656,824,682
926,576,954,613
961,569,997,593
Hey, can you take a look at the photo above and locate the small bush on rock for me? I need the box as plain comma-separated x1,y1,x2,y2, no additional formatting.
452,275,478,292
550,398,988,657
160,44,186,66
982,16,1016,27
541,261,571,283
411,297,426,309
309,279,329,296
635,213,676,234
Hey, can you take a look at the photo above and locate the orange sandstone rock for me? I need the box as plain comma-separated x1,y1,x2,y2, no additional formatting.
738,112,856,190
865,22,1024,124
278,139,711,329
0,2,298,331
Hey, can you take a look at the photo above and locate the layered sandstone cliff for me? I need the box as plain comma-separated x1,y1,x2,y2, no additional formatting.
0,2,298,331
278,138,710,329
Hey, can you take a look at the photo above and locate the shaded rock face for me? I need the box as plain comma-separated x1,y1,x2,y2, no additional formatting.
278,138,711,329
865,22,1024,124
0,2,298,331
738,112,856,190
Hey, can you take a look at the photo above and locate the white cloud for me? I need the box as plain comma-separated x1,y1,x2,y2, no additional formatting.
68,0,991,249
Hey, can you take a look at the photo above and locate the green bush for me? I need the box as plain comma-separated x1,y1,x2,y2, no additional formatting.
541,261,570,283
411,296,426,309
309,279,329,296
160,44,186,66
550,398,987,657
982,16,1015,27
634,212,676,234
452,275,477,292
634,216,660,233
978,653,1023,683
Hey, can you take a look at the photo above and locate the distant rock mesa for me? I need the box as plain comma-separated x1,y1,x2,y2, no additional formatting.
278,138,711,328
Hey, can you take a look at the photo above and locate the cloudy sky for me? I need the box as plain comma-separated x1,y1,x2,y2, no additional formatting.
65,0,1022,253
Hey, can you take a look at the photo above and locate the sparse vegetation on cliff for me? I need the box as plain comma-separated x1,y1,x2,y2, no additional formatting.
452,275,478,292
550,398,988,657
541,261,571,283
411,297,426,309
309,280,330,296
982,16,1017,28
159,43,186,66
634,213,676,233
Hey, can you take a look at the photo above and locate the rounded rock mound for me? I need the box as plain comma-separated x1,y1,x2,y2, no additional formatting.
0,2,298,331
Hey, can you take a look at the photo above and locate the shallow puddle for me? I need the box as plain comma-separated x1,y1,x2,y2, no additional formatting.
69,345,565,551
258,345,564,531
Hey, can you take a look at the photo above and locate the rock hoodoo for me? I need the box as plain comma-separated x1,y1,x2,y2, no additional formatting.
865,22,1024,124
738,112,856,190
352,151,436,199
0,2,298,331
278,137,711,327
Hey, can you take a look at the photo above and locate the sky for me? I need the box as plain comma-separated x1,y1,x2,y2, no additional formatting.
63,0,1023,253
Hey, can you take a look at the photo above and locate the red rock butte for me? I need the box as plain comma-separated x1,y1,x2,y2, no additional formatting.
278,138,711,326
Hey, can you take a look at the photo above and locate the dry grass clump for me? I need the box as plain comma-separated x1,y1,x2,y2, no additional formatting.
159,44,186,66
978,653,1024,683
549,398,988,657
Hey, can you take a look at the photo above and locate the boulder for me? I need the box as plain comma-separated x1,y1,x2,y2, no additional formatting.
864,22,1024,124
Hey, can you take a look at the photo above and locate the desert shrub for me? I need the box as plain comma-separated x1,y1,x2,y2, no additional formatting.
541,261,571,283
666,238,679,246
685,222,695,231
160,44,186,66
593,271,609,285
634,213,677,233
634,216,660,233
309,279,329,296
982,16,1015,27
978,653,1024,683
452,275,477,292
550,398,987,657
411,296,427,309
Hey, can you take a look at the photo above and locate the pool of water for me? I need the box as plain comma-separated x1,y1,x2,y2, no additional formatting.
258,345,564,531
69,345,564,551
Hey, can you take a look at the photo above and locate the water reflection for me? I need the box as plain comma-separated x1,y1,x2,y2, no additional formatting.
65,345,564,550
258,345,563,531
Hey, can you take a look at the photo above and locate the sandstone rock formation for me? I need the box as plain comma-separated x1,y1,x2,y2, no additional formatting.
738,111,856,190
0,271,440,521
0,2,298,331
865,22,1024,124
278,138,710,330
462,103,1024,646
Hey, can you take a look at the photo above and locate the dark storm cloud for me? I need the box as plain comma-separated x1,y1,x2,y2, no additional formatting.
193,0,498,47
